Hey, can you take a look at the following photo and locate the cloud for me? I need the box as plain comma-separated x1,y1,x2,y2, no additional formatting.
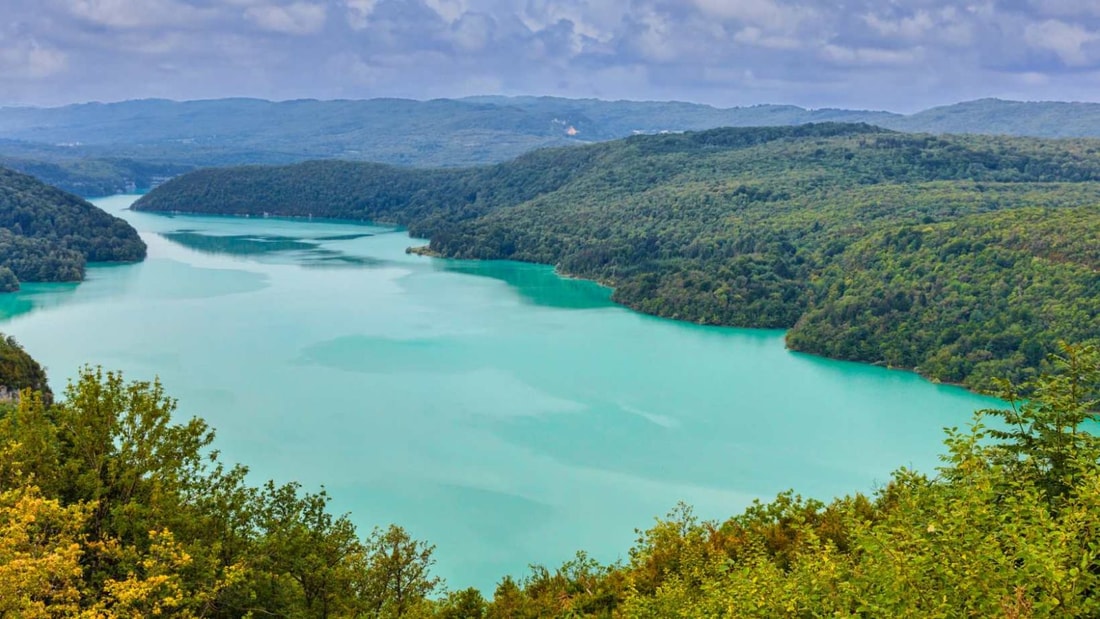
245,2,328,35
691,0,813,32
64,0,211,29
424,0,466,23
449,12,495,52
821,44,925,67
863,11,934,41
0,38,68,79
1024,19,1100,66
345,0,378,30
733,26,803,51
1027,0,1100,18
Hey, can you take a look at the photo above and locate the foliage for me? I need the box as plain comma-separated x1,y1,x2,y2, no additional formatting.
0,166,146,290
138,125,1100,390
0,485,88,617
0,365,443,618
0,334,50,400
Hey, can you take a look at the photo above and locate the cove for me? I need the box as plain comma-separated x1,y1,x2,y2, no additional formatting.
0,195,1002,592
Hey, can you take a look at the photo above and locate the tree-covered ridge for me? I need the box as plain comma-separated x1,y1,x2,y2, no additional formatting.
3,343,1100,616
0,166,146,290
136,125,1100,390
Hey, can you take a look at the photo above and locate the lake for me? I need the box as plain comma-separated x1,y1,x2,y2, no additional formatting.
0,194,1001,591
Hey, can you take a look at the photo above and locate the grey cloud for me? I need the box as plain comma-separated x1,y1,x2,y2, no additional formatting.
449,12,496,52
0,37,68,79
62,0,217,29
1024,19,1100,67
1026,0,1100,18
244,2,329,35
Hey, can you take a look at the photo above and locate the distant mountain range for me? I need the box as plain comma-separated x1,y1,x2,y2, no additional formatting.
2,96,1100,195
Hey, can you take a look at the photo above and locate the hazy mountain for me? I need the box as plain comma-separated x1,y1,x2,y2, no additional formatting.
892,98,1100,137
3,96,1100,195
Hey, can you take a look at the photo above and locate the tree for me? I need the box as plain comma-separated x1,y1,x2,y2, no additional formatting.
362,524,441,618
438,587,487,619
0,485,88,618
983,341,1100,502
252,481,367,619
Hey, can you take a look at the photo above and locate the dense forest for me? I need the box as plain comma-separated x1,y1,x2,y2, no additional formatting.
0,166,146,290
136,124,1100,391
3,335,1100,617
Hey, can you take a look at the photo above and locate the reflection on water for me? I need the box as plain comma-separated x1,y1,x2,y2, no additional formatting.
0,282,80,321
312,233,375,241
163,232,320,254
432,259,612,309
159,231,388,269
156,224,609,306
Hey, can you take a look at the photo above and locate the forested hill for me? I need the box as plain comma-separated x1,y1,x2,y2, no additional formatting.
0,333,49,400
135,123,1100,391
0,167,146,290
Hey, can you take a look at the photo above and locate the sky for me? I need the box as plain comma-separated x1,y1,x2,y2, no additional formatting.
2,0,1100,111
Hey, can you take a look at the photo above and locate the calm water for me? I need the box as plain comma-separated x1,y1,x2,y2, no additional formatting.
0,195,1000,591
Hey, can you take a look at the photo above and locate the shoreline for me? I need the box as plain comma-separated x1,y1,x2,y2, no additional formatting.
137,207,997,399
131,206,406,231
399,246,990,398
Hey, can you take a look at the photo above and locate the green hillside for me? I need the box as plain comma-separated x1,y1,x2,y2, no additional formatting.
0,166,146,290
135,124,1100,391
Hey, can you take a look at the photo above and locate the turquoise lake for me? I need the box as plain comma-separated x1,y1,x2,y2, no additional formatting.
0,195,1001,591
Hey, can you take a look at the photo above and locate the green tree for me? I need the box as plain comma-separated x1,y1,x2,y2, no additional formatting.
251,481,367,618
438,587,488,619
362,524,441,618
983,341,1100,501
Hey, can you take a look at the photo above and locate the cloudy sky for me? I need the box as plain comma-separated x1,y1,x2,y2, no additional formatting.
2,0,1099,110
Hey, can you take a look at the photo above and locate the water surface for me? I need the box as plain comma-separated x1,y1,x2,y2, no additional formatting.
0,195,1001,590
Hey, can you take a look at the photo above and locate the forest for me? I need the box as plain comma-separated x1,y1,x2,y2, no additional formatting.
136,124,1100,391
0,166,146,291
2,335,1099,617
